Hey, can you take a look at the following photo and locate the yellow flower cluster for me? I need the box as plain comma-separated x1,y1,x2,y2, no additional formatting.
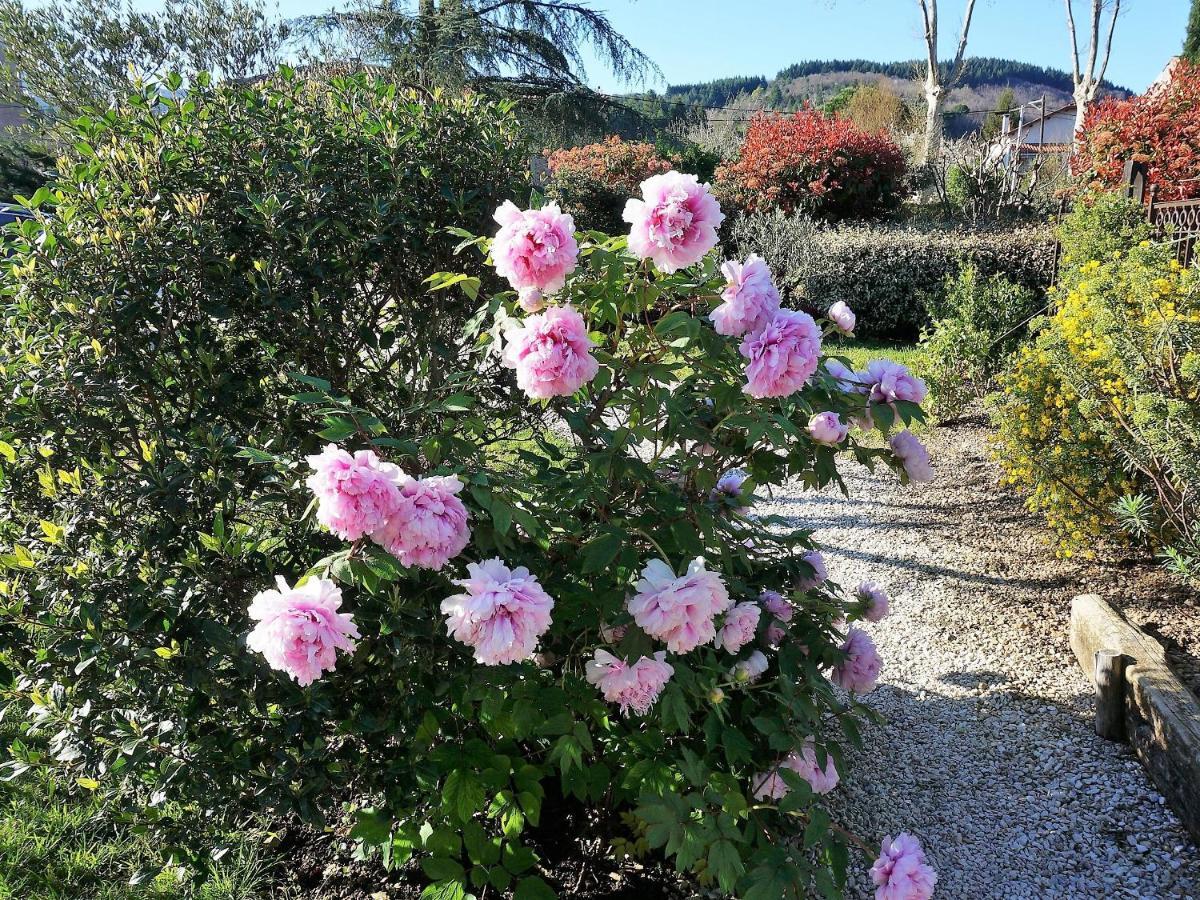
993,239,1196,555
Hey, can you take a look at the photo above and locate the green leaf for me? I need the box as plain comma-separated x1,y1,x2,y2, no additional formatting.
707,839,745,894
580,529,622,574
317,417,358,441
349,808,392,847
513,875,557,900
442,770,485,825
420,857,465,882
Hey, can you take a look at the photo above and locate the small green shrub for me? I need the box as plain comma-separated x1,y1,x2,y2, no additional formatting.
920,262,1043,418
729,210,1056,339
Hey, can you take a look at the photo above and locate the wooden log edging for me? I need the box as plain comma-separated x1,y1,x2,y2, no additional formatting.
1069,594,1200,842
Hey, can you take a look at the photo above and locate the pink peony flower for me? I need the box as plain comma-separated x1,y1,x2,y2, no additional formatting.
827,301,856,335
711,254,781,337
711,470,749,505
889,430,934,483
492,201,578,312
305,444,403,542
441,559,554,665
826,358,864,393
798,550,828,591
623,170,724,272
751,740,840,800
585,649,674,716
371,474,470,570
856,581,890,622
870,833,938,900
807,411,849,446
732,649,769,682
740,309,823,399
246,576,359,686
501,304,599,400
860,359,928,405
714,601,761,653
832,627,882,694
628,557,731,653
759,589,795,622
765,622,786,646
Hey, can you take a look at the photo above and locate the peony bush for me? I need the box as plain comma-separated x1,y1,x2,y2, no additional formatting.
0,74,938,898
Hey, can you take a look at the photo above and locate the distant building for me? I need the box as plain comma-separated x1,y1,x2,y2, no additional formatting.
999,99,1076,168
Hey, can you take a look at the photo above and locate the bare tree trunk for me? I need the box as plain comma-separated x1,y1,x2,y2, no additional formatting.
917,0,977,165
1065,0,1122,146
923,77,944,163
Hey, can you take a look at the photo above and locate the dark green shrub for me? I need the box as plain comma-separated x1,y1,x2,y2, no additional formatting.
919,262,1043,418
0,68,531,863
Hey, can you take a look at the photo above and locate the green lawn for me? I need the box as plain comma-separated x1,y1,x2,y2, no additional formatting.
0,727,275,900
828,337,924,374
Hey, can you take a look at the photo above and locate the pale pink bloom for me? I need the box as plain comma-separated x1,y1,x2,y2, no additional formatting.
372,474,470,570
827,301,856,335
832,627,882,694
501,305,599,400
751,741,841,800
711,470,749,505
585,649,674,716
623,170,724,273
247,576,359,686
711,254,781,337
807,411,849,446
798,550,828,591
790,740,841,794
857,581,890,623
860,359,928,405
740,309,823,399
889,430,934,483
628,558,731,653
492,201,578,312
765,622,786,646
870,833,938,900
305,444,403,542
714,601,761,653
441,559,554,665
731,649,769,682
826,358,864,393
759,589,795,622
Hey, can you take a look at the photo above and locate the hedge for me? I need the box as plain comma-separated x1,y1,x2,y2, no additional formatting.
730,210,1057,339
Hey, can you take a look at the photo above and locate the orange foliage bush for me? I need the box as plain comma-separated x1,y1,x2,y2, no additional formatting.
715,110,906,219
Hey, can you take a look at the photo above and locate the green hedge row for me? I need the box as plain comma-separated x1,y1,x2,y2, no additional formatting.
729,210,1057,339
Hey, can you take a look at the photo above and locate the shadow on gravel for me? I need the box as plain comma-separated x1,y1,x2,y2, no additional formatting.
818,544,1073,592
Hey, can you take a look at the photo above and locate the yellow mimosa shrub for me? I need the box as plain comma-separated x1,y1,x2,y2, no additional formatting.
992,192,1200,567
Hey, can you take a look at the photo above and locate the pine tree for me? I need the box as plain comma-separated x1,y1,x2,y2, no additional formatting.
982,87,1015,139
1185,0,1200,63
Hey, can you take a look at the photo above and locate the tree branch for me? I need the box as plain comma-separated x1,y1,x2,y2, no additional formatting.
1064,0,1082,84
1095,0,1121,88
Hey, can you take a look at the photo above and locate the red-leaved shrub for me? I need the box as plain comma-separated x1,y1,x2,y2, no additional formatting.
716,110,907,219
545,136,673,232
1073,59,1200,200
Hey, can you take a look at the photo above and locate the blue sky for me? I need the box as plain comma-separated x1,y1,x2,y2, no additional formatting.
272,0,1188,94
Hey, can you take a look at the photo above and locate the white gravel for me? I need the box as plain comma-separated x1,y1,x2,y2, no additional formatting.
759,421,1200,899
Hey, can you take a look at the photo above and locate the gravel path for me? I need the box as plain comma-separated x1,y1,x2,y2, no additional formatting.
761,421,1200,899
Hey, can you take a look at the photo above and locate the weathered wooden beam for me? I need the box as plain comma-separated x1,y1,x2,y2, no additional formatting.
1070,594,1200,842
1093,649,1128,741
